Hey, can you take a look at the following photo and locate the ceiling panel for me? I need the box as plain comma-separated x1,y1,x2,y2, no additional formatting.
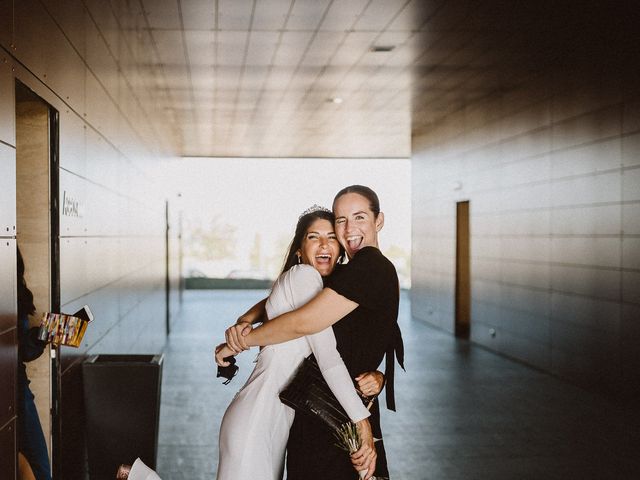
300,32,345,67
216,30,250,66
320,0,369,31
152,30,188,66
355,0,411,31
108,0,617,158
184,31,216,66
252,0,291,30
141,0,181,30
245,31,281,65
329,31,379,66
180,0,216,30
287,0,332,30
263,67,296,90
238,66,270,90
214,66,243,88
387,0,443,31
218,0,255,30
273,31,315,66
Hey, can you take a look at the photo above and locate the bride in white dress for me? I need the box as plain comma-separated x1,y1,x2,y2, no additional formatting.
214,207,374,480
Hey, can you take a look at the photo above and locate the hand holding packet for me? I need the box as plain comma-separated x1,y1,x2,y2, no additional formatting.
37,305,93,347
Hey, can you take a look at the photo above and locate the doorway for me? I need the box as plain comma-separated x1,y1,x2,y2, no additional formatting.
455,201,470,338
15,79,60,478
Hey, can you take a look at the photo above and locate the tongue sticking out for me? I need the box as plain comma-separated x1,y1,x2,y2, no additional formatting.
347,236,363,252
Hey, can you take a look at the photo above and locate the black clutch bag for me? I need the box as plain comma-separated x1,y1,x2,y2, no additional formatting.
279,354,351,432
216,356,238,385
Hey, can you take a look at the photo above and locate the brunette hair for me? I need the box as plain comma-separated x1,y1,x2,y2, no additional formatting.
332,185,381,217
280,209,344,275
17,247,36,317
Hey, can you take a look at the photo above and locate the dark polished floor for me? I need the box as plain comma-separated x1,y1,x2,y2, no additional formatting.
156,290,640,479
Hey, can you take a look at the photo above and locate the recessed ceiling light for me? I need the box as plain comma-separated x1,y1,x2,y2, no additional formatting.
327,97,343,104
370,45,395,52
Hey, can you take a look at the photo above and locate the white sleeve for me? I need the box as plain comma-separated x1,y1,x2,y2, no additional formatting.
287,265,324,309
286,265,370,422
307,328,370,423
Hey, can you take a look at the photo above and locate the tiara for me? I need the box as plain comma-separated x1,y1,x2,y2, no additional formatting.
298,204,331,219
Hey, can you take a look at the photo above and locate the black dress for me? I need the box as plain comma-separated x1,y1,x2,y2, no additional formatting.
286,247,404,480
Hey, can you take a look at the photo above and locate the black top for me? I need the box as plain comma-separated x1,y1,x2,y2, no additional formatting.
327,246,404,411
286,247,404,480
17,312,46,408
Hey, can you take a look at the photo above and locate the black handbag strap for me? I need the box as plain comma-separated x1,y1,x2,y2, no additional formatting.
385,322,405,412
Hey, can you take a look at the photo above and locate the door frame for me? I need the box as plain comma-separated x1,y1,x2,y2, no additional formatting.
455,200,470,338
14,78,61,479
48,104,61,480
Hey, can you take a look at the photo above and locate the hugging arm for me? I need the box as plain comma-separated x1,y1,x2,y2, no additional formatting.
307,328,370,423
237,298,267,325
222,287,384,395
242,288,358,348
225,298,268,353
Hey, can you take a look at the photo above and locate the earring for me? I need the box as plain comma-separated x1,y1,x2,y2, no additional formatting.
296,253,301,264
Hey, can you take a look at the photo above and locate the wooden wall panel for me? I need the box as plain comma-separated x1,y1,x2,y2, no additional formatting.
0,55,15,146
59,169,88,237
59,108,87,176
41,29,86,116
411,66,640,400
0,144,16,235
0,0,12,51
0,418,16,480
84,72,115,141
41,0,87,58
0,30,18,472
0,241,17,334
13,0,53,82
0,328,16,432
2,1,177,478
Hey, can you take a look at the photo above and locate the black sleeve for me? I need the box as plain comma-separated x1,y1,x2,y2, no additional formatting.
328,247,390,308
20,327,47,362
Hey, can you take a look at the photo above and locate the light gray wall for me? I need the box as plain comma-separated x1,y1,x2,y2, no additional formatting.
411,66,640,399
0,25,17,473
0,0,180,476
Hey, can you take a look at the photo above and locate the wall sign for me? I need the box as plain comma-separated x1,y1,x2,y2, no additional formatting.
62,190,83,218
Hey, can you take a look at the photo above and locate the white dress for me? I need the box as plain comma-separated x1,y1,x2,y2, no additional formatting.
216,265,370,480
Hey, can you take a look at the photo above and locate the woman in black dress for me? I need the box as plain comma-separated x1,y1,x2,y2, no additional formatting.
224,185,404,479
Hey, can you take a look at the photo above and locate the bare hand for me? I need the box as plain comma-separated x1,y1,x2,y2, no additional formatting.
351,419,376,479
355,370,384,398
224,321,252,353
214,343,235,366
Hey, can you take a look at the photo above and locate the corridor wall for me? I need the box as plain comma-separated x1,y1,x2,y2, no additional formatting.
411,50,640,400
0,0,178,477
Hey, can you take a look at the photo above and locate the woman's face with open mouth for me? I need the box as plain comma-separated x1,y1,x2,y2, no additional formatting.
333,192,382,258
298,218,340,277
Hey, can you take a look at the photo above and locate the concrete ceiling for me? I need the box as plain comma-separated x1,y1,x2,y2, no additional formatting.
120,0,637,158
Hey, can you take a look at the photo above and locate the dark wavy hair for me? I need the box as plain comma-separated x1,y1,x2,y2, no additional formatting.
17,247,36,317
280,209,344,276
332,184,380,217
